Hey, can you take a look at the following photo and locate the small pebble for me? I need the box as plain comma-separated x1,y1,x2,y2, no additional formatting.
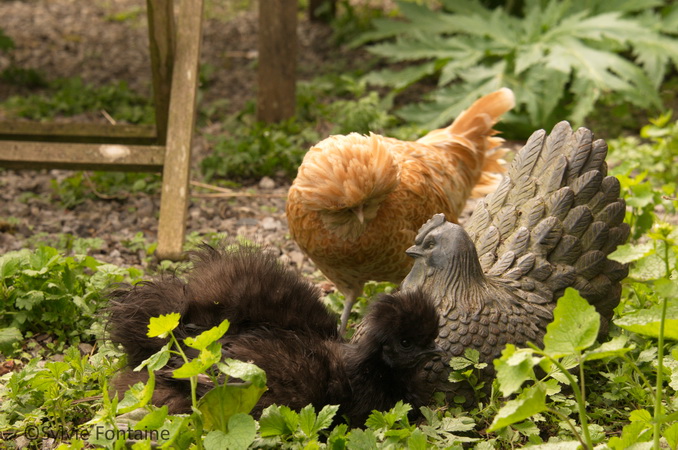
261,217,281,231
236,217,259,227
259,176,276,190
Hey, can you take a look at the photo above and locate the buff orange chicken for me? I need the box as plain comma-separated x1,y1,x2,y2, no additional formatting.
286,88,515,332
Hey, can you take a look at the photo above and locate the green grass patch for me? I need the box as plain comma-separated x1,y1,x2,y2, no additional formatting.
2,77,154,124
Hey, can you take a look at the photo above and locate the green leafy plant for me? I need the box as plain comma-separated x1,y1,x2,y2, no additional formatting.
355,0,678,135
88,312,266,449
0,28,14,52
3,77,154,123
608,113,678,239
447,348,489,403
0,246,142,354
22,233,105,257
0,345,122,443
257,403,340,447
327,91,397,135
201,105,320,180
609,112,678,185
609,221,678,449
51,171,161,209
490,289,634,448
491,218,678,449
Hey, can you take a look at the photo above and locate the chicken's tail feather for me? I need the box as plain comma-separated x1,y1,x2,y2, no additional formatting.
471,146,507,197
449,88,515,137
417,88,515,197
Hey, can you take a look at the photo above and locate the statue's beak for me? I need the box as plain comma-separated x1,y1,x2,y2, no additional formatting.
417,343,445,362
406,245,423,258
427,343,445,357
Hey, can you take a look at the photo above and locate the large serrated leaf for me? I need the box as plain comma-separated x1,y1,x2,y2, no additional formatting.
363,62,438,90
494,345,540,397
199,383,266,432
356,0,678,131
184,319,229,350
488,383,547,431
397,72,504,127
543,288,600,357
614,298,678,340
608,242,654,264
204,414,256,450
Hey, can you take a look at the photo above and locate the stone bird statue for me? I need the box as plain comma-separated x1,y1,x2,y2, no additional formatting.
107,245,442,425
365,121,629,400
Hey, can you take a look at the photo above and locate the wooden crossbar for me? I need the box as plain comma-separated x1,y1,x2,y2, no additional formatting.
0,141,165,171
0,122,157,144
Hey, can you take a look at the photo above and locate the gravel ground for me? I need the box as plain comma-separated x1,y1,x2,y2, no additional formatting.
0,169,312,273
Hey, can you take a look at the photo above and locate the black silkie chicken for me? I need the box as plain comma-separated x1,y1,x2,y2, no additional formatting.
107,245,441,425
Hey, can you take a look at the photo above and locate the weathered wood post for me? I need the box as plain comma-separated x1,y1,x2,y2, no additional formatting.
146,0,175,145
257,0,297,123
156,0,204,260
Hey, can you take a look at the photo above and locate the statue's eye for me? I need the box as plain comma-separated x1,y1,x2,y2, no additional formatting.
424,239,435,249
400,338,412,349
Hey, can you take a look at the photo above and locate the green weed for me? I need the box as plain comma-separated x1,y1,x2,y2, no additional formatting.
0,28,14,52
51,171,161,209
23,233,105,257
0,345,122,444
609,113,678,239
201,74,402,180
2,77,154,124
0,246,143,355
202,116,319,180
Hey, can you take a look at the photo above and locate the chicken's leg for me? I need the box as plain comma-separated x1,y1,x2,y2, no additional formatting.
339,291,358,335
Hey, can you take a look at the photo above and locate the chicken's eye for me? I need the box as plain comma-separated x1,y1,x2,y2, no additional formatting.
423,238,435,249
400,338,412,349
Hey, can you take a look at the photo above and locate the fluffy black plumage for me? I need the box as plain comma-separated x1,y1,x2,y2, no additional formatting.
107,245,440,425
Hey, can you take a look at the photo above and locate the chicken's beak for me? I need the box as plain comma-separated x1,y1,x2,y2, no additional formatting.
406,245,423,258
352,205,365,224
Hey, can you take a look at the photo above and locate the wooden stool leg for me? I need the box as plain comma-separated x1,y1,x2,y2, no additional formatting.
156,0,204,260
146,0,175,145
